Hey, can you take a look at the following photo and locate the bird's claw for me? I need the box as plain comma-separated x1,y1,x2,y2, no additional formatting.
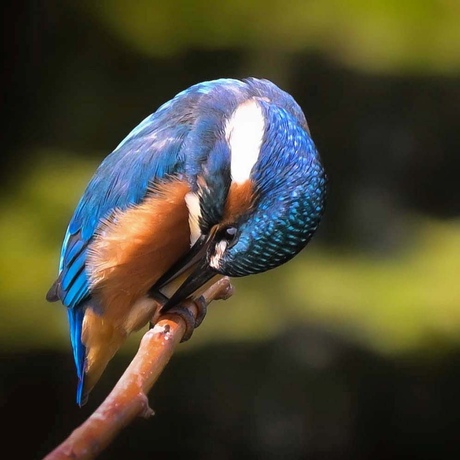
193,296,207,329
166,296,207,342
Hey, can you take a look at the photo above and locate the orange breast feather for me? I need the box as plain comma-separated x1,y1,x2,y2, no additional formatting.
86,179,191,330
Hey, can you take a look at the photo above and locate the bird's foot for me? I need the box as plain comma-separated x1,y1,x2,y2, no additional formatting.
150,277,234,341
166,296,207,342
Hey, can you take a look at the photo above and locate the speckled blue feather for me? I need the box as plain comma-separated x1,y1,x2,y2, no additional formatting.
220,98,327,276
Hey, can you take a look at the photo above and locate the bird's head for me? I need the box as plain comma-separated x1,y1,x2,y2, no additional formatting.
153,78,327,310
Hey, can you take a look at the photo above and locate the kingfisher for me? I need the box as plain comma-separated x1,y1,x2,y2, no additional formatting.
46,77,327,406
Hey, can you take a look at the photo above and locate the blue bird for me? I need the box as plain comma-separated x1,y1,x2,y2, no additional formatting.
47,77,327,406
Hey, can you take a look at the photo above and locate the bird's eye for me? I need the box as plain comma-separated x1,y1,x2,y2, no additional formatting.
223,226,238,245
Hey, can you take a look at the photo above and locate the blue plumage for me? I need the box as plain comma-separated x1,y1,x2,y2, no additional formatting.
221,102,326,276
47,77,327,405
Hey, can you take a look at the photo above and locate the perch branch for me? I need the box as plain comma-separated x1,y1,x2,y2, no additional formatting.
43,277,234,460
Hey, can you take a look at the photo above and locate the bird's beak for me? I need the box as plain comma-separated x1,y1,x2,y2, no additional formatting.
151,231,219,312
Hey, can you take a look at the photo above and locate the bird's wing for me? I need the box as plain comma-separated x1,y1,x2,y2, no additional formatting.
47,118,190,310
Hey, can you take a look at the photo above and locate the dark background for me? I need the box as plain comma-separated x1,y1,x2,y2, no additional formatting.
2,1,460,459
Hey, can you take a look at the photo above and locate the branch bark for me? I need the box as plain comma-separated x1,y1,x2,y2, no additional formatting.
43,277,234,460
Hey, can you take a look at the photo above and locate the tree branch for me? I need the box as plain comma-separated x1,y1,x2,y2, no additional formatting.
43,277,234,460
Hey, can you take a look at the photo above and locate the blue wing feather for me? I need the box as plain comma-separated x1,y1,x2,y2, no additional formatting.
56,107,194,308
67,308,85,380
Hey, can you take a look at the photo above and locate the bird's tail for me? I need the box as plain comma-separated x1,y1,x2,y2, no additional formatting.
67,308,87,406
80,308,127,405
68,306,127,406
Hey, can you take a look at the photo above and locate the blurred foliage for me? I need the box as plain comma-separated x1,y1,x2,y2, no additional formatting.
0,153,99,350
1,153,458,356
79,0,460,74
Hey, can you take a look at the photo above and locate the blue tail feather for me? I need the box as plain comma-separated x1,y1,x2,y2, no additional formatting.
76,377,88,407
67,307,87,406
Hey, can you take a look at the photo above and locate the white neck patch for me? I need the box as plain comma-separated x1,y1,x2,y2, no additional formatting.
209,240,228,270
185,192,202,246
225,99,265,184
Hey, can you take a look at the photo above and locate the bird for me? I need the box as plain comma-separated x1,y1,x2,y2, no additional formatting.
46,77,327,406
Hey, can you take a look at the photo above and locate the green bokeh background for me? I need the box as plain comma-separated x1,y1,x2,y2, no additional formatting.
2,1,460,459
